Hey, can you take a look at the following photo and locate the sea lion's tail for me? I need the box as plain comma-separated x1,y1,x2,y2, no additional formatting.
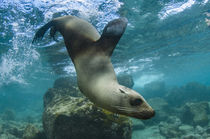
32,20,55,43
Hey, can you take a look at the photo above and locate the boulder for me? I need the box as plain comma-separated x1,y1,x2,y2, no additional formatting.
165,82,210,106
43,83,132,139
22,124,41,139
142,81,166,98
159,122,181,138
167,116,182,127
181,102,209,126
178,125,194,135
1,121,24,138
181,134,202,139
206,126,210,134
132,125,164,139
195,125,205,135
53,77,77,89
2,109,16,121
131,118,145,130
146,98,169,123
0,133,19,139
117,74,134,88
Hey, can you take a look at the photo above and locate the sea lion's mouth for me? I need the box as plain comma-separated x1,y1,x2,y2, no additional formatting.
113,105,155,120
126,110,155,120
137,110,155,120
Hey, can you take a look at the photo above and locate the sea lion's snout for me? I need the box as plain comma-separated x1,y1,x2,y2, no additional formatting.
137,109,155,120
131,104,155,120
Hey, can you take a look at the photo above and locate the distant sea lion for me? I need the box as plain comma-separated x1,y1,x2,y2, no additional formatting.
33,15,155,119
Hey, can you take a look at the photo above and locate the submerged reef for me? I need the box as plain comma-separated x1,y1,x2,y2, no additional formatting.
133,98,210,138
117,74,134,88
2,109,16,121
0,118,45,139
43,76,133,139
141,81,210,106
165,82,210,106
132,81,210,139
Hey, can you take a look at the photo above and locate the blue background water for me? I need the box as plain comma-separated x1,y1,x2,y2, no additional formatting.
0,0,210,138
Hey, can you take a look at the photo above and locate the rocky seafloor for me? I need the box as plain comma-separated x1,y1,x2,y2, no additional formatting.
1,75,210,139
133,81,210,139
0,110,45,139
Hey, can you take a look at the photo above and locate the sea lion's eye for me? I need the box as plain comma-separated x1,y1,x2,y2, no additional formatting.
119,89,126,94
130,99,142,106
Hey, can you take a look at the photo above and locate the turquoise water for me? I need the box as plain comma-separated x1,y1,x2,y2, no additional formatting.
0,0,210,138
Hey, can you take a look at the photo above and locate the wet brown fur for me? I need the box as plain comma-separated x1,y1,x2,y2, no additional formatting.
33,15,155,119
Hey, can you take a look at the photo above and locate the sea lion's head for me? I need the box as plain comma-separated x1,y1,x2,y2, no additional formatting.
113,85,155,119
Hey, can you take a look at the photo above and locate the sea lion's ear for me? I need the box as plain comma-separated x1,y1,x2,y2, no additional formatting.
96,17,128,56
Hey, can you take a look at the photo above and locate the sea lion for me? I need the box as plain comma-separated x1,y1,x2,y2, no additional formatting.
33,15,155,119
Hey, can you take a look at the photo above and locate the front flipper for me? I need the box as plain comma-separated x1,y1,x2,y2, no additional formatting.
97,17,128,56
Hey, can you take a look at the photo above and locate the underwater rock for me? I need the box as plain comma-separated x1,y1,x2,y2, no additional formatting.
181,134,202,139
53,77,82,98
22,124,46,139
146,98,169,123
181,102,209,126
132,125,164,139
117,74,134,88
167,116,182,127
43,87,132,139
159,122,181,138
195,125,205,135
53,76,77,89
22,124,39,139
0,115,45,139
148,98,168,111
25,116,35,123
2,109,16,121
142,81,166,98
0,133,19,139
43,87,82,108
165,82,210,106
1,121,24,138
178,124,194,135
0,124,2,134
206,126,210,134
131,118,145,130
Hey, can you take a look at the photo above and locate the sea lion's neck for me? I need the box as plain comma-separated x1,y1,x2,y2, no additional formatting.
73,50,119,106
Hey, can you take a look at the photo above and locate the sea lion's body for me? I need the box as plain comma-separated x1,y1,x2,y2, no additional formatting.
33,15,155,119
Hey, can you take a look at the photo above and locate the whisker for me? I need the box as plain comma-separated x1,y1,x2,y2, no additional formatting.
112,105,135,113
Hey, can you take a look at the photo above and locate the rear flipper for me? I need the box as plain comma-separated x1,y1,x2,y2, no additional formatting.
32,20,57,43
97,17,128,56
102,17,128,37
50,26,59,42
